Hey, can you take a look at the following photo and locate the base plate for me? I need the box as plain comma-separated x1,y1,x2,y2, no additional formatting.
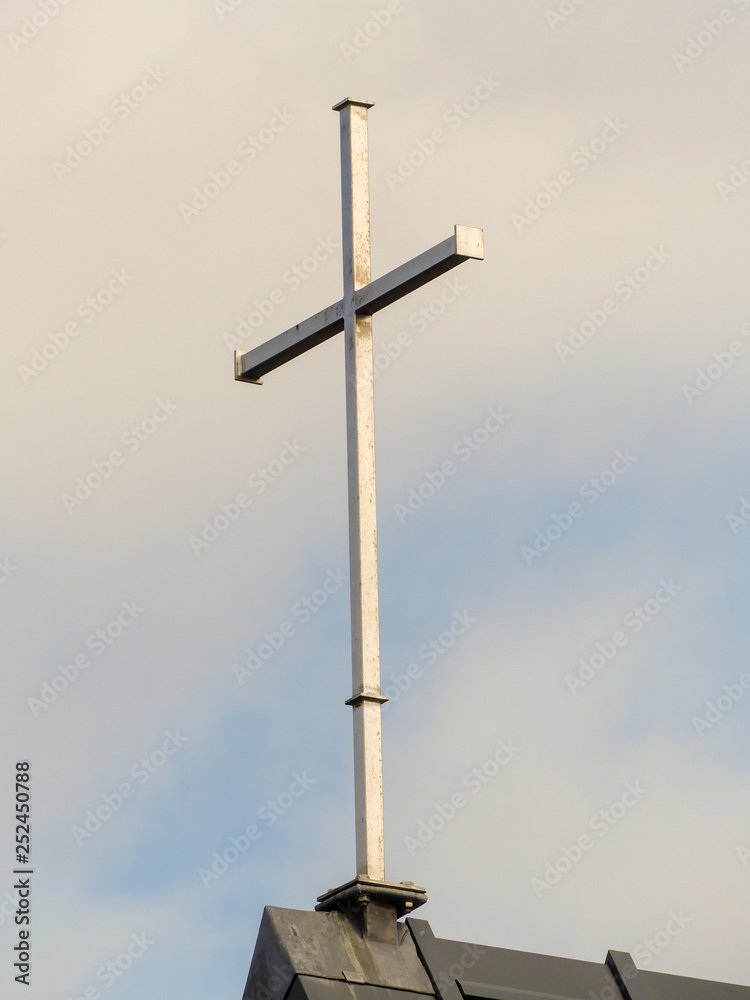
315,877,427,918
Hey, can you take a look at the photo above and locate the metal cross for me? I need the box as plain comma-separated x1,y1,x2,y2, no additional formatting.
235,98,483,902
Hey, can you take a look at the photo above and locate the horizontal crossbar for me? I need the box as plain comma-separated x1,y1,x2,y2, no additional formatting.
234,225,484,384
235,300,344,383
354,225,484,315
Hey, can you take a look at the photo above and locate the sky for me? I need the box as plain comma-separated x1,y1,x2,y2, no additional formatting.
2,1,750,998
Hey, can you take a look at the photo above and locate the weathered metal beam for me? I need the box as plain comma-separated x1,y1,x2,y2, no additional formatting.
233,98,484,909
234,300,344,383
355,225,484,315
337,97,385,883
233,227,483,385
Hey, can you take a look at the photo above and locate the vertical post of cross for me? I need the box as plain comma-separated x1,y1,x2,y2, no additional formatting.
334,97,386,883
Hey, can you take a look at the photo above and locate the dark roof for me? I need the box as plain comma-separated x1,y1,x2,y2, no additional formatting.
242,905,750,1000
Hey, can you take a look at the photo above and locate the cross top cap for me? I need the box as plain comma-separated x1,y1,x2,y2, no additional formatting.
332,97,375,111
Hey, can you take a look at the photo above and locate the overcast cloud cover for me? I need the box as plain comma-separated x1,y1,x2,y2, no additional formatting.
2,1,750,998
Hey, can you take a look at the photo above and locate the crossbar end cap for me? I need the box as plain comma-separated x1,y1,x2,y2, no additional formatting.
234,350,263,385
455,225,485,260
